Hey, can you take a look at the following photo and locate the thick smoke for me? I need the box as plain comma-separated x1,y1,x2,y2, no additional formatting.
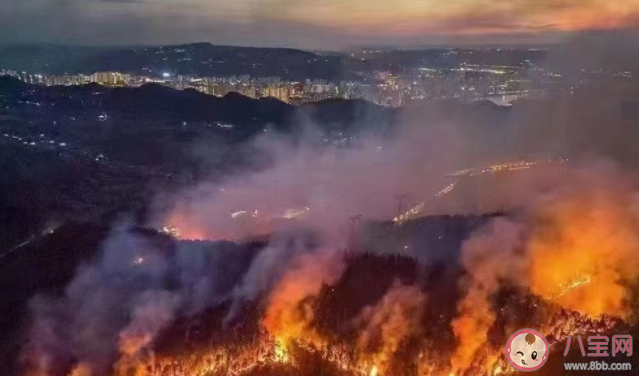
226,229,339,324
157,39,639,244
21,226,255,376
157,117,467,243
24,228,176,376
114,290,181,375
450,160,639,374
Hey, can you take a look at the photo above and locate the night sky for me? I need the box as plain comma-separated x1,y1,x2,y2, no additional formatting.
0,0,637,49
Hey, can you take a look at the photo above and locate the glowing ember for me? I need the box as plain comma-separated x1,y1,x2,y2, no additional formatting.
163,209,210,240
552,274,592,299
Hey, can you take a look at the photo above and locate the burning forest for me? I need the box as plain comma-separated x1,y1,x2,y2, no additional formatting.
11,70,639,376
16,158,639,376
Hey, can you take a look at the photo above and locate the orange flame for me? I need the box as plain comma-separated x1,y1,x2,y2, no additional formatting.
527,184,639,318
356,282,427,374
451,219,524,373
262,249,344,350
451,165,639,374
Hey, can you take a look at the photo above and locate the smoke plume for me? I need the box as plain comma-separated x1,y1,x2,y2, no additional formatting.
21,226,255,376
450,160,639,374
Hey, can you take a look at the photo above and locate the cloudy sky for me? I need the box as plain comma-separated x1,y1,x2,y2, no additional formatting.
0,0,637,49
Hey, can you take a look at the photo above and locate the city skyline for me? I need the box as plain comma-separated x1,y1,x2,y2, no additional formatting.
0,0,638,49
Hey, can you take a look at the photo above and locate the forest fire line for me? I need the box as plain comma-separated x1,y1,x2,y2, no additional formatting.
20,291,633,376
97,308,618,376
22,263,629,376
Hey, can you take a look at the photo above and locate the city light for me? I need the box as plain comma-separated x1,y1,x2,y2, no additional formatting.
2,52,616,109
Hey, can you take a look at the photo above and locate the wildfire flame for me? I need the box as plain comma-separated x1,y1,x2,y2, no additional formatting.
449,165,639,375
526,183,639,318
356,282,427,375
273,337,289,363
20,163,639,376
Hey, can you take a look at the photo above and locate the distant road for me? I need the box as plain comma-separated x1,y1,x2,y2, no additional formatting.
394,158,566,224
0,227,58,263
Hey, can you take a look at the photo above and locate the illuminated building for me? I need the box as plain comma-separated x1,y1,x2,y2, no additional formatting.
45,74,88,86
209,82,234,97
290,82,305,98
264,85,291,103
92,72,124,86
239,85,257,99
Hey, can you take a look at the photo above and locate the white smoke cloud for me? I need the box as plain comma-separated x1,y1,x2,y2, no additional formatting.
21,226,256,375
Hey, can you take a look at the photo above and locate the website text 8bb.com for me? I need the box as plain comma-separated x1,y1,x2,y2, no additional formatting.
564,361,631,371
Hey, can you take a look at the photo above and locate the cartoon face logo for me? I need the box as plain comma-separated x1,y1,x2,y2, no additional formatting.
505,329,549,372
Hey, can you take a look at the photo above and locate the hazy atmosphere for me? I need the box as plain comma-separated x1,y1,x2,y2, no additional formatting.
1,0,638,48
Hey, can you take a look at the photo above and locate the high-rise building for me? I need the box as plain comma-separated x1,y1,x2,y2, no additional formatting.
46,74,86,86
290,82,305,98
213,83,234,97
92,72,123,86
206,82,216,96
19,72,33,84
239,85,257,99
263,85,290,103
